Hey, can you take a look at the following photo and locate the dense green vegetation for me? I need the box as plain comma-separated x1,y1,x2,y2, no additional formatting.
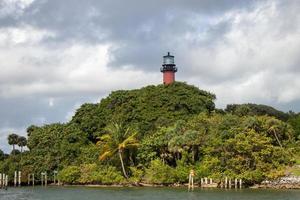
225,103,290,121
0,82,299,186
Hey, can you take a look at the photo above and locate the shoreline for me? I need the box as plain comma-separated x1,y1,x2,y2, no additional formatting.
56,182,300,190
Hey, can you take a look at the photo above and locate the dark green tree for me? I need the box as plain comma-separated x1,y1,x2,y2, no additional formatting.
8,133,19,154
0,149,4,161
17,136,27,153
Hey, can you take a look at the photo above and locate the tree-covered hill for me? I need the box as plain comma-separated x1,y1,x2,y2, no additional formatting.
71,82,216,140
0,82,299,186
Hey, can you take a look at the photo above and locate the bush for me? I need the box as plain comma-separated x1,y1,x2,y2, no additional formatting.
59,164,125,185
195,157,222,181
78,163,99,184
96,165,125,184
144,159,175,184
58,166,81,184
173,160,190,183
128,166,144,183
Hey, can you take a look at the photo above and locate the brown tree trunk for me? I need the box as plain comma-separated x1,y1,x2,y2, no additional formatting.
118,150,128,179
273,131,282,148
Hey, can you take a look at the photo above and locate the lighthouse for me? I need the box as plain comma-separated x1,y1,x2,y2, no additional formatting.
160,52,178,84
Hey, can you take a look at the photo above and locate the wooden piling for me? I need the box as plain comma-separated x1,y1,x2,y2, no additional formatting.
18,171,21,186
53,170,58,185
45,173,47,186
225,177,228,189
0,173,2,188
41,173,44,186
14,171,17,187
239,179,242,189
5,174,7,188
2,173,5,188
229,179,232,189
235,178,237,189
188,169,194,192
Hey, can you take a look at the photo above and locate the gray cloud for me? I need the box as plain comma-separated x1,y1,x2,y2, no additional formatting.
1,0,254,69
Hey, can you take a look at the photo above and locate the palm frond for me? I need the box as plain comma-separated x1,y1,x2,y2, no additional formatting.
99,148,117,161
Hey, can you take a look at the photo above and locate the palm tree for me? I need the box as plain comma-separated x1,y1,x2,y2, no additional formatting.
17,136,27,153
8,133,19,154
97,123,139,178
0,149,5,161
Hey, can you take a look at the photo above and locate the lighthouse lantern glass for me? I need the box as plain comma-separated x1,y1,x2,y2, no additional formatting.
163,56,174,65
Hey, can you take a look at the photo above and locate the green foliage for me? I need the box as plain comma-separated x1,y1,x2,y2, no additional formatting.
225,103,289,121
77,144,102,164
195,157,222,180
0,149,4,161
71,82,216,138
289,167,300,176
97,122,139,178
128,166,144,183
58,163,124,185
94,165,125,184
288,114,300,140
10,149,21,155
173,159,190,183
1,82,298,186
17,136,27,152
221,129,292,184
8,133,19,152
26,123,89,174
58,166,81,184
144,159,175,184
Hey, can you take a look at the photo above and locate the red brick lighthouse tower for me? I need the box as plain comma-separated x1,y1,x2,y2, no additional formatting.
160,52,178,84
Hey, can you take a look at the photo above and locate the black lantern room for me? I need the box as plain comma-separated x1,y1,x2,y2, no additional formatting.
160,52,178,72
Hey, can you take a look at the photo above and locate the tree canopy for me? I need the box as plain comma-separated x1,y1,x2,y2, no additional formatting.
0,82,298,186
225,103,290,121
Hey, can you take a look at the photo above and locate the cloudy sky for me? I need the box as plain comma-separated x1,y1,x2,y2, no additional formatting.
0,0,300,152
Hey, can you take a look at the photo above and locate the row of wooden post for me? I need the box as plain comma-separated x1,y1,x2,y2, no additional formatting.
199,177,243,189
0,173,8,188
200,177,213,185
222,177,242,189
14,171,22,187
1,171,59,188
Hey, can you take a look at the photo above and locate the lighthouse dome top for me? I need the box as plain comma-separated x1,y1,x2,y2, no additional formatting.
163,52,175,65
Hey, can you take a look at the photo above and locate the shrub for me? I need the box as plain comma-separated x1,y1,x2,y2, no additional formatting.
96,165,125,184
59,164,125,185
144,159,175,184
78,163,99,184
173,160,190,183
58,166,80,184
128,166,144,183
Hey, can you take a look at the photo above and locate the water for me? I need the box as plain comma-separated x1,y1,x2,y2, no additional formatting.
0,187,300,200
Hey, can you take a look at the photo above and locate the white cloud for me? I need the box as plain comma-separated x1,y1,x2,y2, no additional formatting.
0,39,160,98
185,0,300,108
0,25,55,46
0,0,35,18
48,97,54,107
